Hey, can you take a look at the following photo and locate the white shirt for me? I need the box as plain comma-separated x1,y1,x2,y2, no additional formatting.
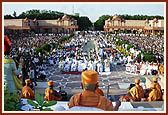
153,65,158,71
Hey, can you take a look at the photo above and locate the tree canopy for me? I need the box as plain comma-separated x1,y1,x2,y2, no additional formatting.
117,14,164,20
4,9,92,31
4,10,164,31
77,16,92,30
94,14,164,30
94,15,111,30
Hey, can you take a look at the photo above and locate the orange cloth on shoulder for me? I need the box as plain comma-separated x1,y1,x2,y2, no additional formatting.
44,87,62,101
22,86,34,100
68,90,113,111
95,88,104,96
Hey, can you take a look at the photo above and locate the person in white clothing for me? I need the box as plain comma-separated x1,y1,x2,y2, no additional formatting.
77,60,83,72
130,62,137,74
80,62,87,72
104,59,110,72
64,62,70,72
71,61,78,72
146,63,153,75
59,59,64,72
126,62,131,72
49,58,54,66
87,60,94,70
93,60,98,71
140,62,147,75
152,63,158,75
127,55,132,63
97,61,102,72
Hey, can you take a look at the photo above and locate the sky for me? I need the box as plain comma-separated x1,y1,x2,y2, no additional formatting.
3,2,165,22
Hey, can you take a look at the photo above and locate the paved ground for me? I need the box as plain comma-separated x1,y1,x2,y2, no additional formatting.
34,64,146,95
34,64,164,100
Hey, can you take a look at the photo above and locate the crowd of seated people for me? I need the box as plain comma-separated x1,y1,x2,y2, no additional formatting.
53,33,129,73
4,31,164,111
20,71,164,111
120,76,164,103
126,60,164,76
117,33,164,59
4,33,71,89
21,70,121,111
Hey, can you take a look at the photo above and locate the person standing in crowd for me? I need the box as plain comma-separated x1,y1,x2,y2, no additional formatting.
22,61,29,86
44,81,62,101
29,65,37,87
129,78,144,101
22,79,34,100
68,70,121,111
147,84,160,102
4,36,23,93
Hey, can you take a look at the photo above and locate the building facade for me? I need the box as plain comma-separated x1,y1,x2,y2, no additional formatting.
4,15,78,34
104,14,164,35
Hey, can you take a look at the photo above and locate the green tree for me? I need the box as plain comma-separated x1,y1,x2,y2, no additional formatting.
16,9,92,30
77,16,92,30
4,14,13,19
94,14,164,31
94,15,111,30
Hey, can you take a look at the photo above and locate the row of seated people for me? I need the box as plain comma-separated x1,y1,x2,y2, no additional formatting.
126,61,164,76
21,70,121,111
127,77,164,102
21,70,164,111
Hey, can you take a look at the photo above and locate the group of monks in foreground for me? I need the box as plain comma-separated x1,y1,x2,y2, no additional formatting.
129,77,163,102
21,70,164,111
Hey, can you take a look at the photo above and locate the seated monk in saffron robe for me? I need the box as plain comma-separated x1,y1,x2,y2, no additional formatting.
147,83,161,102
22,79,34,100
150,77,162,100
44,80,62,101
129,78,144,101
68,70,121,111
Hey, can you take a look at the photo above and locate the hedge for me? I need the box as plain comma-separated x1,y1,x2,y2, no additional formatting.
117,45,122,51
34,33,74,55
126,52,129,56
58,33,74,44
143,52,154,62
34,43,55,55
127,44,134,50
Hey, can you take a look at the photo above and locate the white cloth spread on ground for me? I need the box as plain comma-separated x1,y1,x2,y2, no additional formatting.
20,99,164,111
